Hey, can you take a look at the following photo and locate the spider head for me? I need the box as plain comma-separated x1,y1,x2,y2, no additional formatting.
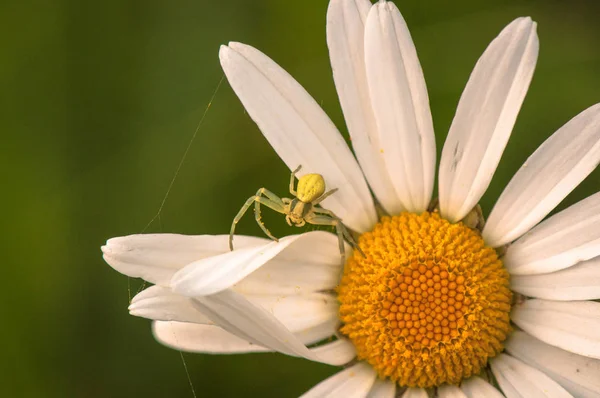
287,215,306,227
288,199,308,226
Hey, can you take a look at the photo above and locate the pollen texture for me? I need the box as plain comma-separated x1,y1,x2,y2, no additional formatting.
337,212,511,388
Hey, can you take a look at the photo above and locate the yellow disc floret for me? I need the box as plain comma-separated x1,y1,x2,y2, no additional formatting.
338,212,511,388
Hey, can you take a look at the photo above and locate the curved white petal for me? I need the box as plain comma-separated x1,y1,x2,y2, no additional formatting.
327,0,401,215
233,231,345,295
505,331,600,398
152,321,270,353
172,232,343,296
247,293,339,337
220,42,376,232
289,317,340,347
300,362,377,398
402,388,428,398
461,376,504,398
437,385,468,398
364,1,436,213
511,299,600,359
129,285,213,324
439,18,538,223
190,289,355,365
132,285,339,345
483,103,600,248
503,191,600,275
101,233,266,285
367,379,397,398
308,339,357,363
490,354,573,398
510,257,600,300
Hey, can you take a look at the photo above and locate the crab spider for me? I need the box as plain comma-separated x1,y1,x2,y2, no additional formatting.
229,165,364,263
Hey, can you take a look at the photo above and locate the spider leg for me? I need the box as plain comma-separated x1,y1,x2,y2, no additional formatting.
304,209,364,263
254,189,287,242
309,209,365,258
289,165,302,196
342,226,363,257
305,213,350,263
282,197,294,226
230,188,286,250
312,188,338,206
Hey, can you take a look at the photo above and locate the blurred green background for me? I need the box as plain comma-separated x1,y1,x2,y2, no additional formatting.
2,0,599,396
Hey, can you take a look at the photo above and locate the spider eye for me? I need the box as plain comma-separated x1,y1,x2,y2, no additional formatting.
296,173,326,202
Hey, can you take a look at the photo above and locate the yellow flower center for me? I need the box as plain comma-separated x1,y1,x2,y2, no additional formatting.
337,212,511,388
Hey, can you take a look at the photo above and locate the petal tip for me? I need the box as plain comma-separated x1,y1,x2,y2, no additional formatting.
101,253,114,266
169,271,188,293
514,16,534,26
227,41,246,51
127,302,138,313
219,44,231,61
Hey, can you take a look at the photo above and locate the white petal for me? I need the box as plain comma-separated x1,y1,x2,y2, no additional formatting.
364,1,436,213
367,379,397,398
503,191,600,275
327,0,402,215
152,321,270,353
439,18,538,223
308,339,357,364
505,331,600,398
129,286,339,344
300,362,377,398
220,42,376,232
101,233,266,285
490,354,574,398
172,233,337,296
247,293,339,339
402,388,428,398
290,317,340,347
129,285,212,324
483,103,600,248
233,231,345,295
511,299,600,359
437,385,468,398
510,256,600,300
461,376,504,398
191,289,355,365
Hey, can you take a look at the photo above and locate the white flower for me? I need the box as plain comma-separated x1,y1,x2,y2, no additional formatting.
102,0,600,396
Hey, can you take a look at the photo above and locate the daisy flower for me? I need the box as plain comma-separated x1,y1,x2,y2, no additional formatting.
102,0,600,396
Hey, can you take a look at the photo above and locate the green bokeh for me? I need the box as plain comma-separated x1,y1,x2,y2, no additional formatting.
2,0,599,396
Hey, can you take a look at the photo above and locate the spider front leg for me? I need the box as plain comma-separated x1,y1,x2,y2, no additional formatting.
305,211,363,264
289,165,302,196
312,188,338,206
230,188,287,250
282,198,294,226
311,208,365,258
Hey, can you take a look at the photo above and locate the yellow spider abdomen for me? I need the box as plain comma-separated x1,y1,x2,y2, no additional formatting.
296,173,326,203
